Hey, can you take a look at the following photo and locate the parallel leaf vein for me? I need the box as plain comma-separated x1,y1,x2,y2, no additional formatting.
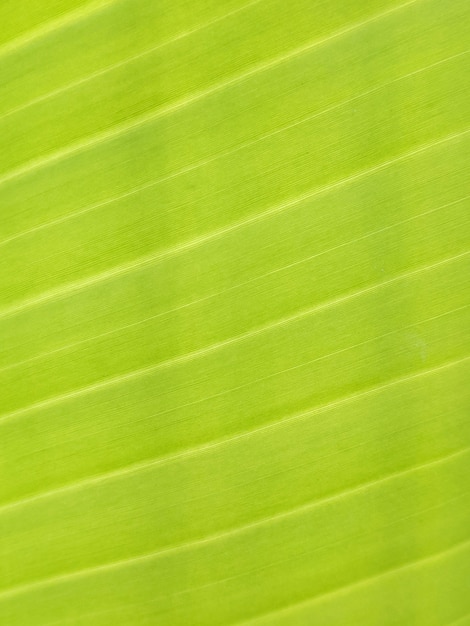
0,250,467,423
0,126,468,321
0,445,468,602
0,0,419,191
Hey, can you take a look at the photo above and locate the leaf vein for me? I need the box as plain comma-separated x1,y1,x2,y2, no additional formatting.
0,0,420,191
0,446,468,602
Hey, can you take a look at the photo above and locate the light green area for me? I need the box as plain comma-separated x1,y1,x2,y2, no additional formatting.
0,0,469,624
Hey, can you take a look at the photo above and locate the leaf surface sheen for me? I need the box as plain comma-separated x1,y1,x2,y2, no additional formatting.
0,0,469,624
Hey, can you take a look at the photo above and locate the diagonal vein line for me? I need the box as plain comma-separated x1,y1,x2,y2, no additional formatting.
176,489,470,600
27,489,470,625
0,193,468,377
0,0,420,191
0,0,467,613
0,346,468,516
0,0,116,60
0,46,467,252
239,537,470,624
168,486,470,615
150,487,470,607
0,249,467,424
0,444,467,602
0,124,468,322
1,251,468,424
0,0,264,123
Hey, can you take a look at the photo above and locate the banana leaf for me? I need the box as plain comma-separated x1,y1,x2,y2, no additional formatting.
0,0,469,624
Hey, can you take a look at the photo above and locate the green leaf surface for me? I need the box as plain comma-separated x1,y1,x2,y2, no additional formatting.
0,0,469,624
